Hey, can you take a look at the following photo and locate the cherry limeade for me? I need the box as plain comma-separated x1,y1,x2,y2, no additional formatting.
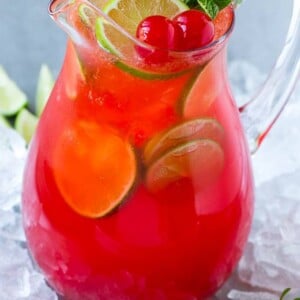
22,4,253,299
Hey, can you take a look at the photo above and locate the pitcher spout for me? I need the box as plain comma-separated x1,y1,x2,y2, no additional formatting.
49,0,82,44
49,0,73,15
48,0,105,46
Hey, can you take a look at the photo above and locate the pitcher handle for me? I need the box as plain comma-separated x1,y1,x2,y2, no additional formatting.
239,0,300,154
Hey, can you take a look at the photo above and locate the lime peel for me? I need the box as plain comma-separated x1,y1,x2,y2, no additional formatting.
146,138,224,192
144,118,224,165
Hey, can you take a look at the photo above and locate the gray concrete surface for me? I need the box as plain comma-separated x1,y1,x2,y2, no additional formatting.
0,0,292,101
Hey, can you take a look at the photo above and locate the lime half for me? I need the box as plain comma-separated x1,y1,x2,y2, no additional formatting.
94,0,188,79
96,0,188,56
35,64,54,116
0,66,27,116
15,108,38,144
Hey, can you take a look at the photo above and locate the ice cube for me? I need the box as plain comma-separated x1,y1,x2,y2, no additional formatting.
280,202,300,242
229,59,266,107
0,126,27,210
0,126,58,299
0,125,27,159
237,171,300,293
0,236,58,299
0,209,25,241
228,290,277,300
0,238,31,270
0,266,31,298
27,273,58,300
0,239,33,297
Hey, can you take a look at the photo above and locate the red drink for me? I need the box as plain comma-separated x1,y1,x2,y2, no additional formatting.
22,3,253,299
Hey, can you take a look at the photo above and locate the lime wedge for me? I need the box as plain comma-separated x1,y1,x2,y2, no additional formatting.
35,64,54,116
144,118,224,165
0,66,27,116
15,108,38,144
0,115,10,128
181,53,223,118
146,139,224,193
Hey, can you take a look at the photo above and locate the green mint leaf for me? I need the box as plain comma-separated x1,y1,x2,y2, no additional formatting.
181,0,243,19
197,0,219,19
181,0,199,8
214,0,231,10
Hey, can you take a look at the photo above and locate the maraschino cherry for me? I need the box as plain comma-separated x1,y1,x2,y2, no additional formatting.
135,15,182,63
135,9,215,63
173,9,214,50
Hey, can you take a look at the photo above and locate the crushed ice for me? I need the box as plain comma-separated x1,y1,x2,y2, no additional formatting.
0,125,58,300
0,60,299,299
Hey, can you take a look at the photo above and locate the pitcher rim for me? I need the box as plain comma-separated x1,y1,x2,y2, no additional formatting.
48,0,235,55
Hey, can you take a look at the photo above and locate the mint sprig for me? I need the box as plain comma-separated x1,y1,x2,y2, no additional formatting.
197,0,220,19
214,0,232,10
181,0,234,19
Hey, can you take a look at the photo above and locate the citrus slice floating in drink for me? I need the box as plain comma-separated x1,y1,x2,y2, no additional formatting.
53,121,137,218
180,52,224,118
35,64,54,117
144,118,224,165
146,139,224,193
94,0,188,79
64,41,86,100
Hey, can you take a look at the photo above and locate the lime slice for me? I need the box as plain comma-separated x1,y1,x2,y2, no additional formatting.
0,66,27,116
146,139,224,193
181,53,224,118
94,0,188,79
78,3,93,26
114,60,190,81
144,118,224,165
64,42,86,100
15,108,38,144
96,0,188,56
0,115,10,128
35,64,54,116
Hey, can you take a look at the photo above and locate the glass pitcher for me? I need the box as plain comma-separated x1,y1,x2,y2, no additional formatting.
22,0,300,299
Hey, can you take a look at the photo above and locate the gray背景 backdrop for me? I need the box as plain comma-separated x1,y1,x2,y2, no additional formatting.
0,0,292,102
